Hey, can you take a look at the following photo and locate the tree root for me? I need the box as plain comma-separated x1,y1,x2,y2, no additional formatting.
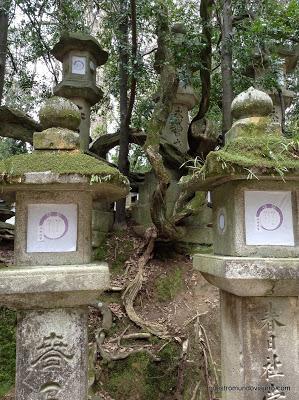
95,328,161,362
122,227,170,339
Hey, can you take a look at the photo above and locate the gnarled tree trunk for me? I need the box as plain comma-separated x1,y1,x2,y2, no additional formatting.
0,1,9,105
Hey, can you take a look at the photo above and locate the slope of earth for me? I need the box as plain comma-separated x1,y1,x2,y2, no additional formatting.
0,227,221,400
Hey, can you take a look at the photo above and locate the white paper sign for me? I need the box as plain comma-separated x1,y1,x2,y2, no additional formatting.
27,204,78,253
245,191,294,246
71,56,86,75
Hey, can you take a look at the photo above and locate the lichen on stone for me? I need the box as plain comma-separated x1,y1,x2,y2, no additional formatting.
231,87,273,119
39,96,81,130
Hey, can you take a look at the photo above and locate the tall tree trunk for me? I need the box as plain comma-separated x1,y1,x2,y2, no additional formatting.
188,0,213,156
221,0,233,135
0,2,9,105
115,0,129,227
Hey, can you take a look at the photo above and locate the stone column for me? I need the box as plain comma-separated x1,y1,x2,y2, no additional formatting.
191,87,299,399
0,96,129,400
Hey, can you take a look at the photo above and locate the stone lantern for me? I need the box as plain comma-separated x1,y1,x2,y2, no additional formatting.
0,97,129,400
161,82,197,154
52,32,108,151
182,87,299,399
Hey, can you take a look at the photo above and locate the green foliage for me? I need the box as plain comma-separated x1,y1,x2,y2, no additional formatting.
4,0,92,112
154,267,184,302
103,342,180,400
0,308,16,397
0,138,27,160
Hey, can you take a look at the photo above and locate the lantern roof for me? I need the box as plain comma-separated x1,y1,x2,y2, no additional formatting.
179,87,299,192
52,32,108,66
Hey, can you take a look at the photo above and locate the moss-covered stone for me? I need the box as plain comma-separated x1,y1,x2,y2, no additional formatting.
208,134,299,175
33,128,80,150
231,86,273,119
0,307,16,397
0,151,129,188
180,134,299,191
102,342,180,400
225,116,281,144
39,96,81,130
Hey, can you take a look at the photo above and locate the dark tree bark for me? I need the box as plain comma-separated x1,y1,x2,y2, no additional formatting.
115,0,130,227
115,0,138,227
0,2,9,105
188,0,213,156
221,0,233,135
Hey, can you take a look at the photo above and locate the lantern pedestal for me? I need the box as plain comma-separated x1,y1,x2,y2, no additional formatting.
16,308,88,400
194,254,299,399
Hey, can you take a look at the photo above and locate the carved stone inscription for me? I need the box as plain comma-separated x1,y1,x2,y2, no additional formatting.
260,303,286,399
16,308,88,400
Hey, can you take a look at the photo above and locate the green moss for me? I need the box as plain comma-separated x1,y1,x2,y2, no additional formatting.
0,151,128,187
0,308,16,397
102,342,180,400
182,134,299,191
105,353,151,399
111,234,133,275
93,242,108,261
207,134,299,176
154,267,184,302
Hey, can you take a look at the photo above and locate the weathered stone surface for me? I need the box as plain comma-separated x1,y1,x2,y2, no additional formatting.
211,180,299,258
220,292,298,400
161,82,197,153
0,152,130,201
194,253,299,296
33,128,80,150
0,263,109,309
16,308,88,400
92,230,107,248
54,80,103,107
92,209,114,232
231,87,273,119
39,96,81,130
180,226,213,245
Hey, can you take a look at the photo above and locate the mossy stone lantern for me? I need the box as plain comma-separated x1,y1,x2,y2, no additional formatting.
52,32,108,151
0,97,129,400
182,87,299,399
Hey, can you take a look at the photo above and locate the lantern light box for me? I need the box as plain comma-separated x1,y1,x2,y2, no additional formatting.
27,203,78,253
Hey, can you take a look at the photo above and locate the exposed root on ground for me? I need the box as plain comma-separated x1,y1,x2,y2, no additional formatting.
122,227,170,339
